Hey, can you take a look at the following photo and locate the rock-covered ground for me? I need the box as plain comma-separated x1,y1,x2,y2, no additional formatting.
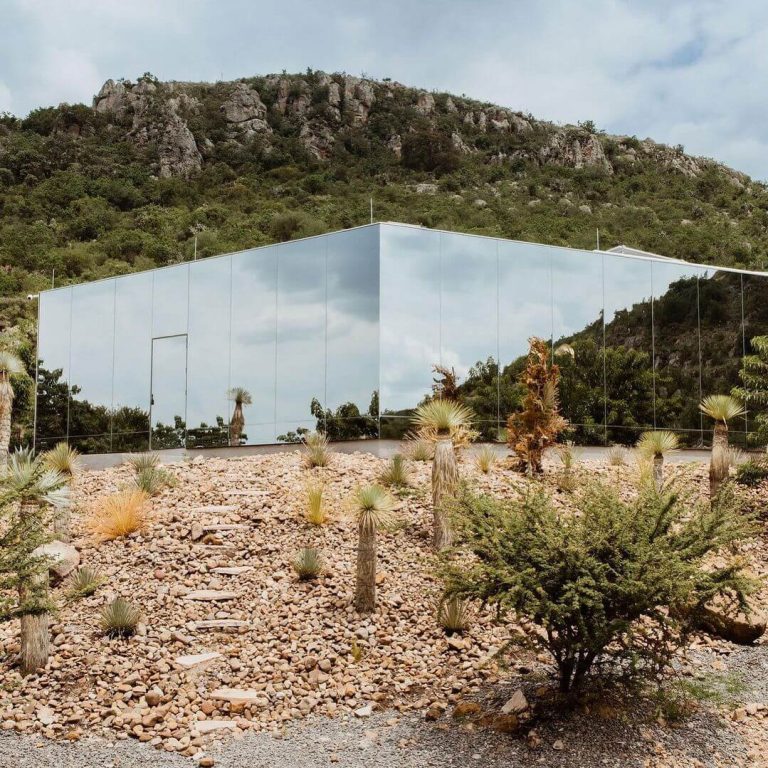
0,448,766,767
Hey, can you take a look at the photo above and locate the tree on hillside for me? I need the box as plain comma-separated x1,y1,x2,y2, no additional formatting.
734,335,768,447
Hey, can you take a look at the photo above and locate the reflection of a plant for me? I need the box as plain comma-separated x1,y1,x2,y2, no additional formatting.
151,415,186,450
279,391,379,443
228,387,252,447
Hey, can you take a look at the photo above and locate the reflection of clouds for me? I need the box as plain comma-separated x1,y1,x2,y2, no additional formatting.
152,264,189,337
605,256,652,320
114,273,152,411
381,325,441,411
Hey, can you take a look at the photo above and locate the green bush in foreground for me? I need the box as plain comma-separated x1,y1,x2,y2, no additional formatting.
441,476,756,696
735,458,768,487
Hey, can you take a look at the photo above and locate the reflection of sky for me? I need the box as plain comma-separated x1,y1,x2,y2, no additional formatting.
604,255,652,322
38,287,72,381
552,248,603,340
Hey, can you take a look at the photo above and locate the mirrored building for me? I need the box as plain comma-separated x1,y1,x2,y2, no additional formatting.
34,222,768,453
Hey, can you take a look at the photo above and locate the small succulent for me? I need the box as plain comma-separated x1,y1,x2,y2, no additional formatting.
100,597,141,638
67,566,106,600
438,596,470,636
293,547,323,580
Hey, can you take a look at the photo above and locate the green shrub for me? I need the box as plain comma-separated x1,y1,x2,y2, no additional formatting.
100,597,141,637
735,458,768,487
442,477,755,695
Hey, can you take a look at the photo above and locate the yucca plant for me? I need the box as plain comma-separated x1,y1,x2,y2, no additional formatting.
637,430,679,491
406,437,433,462
133,465,172,496
100,597,141,638
0,350,25,467
607,446,627,467
700,395,746,500
88,489,149,541
379,454,411,488
2,448,69,675
67,566,105,600
302,431,331,469
353,485,396,613
228,387,252,447
125,453,160,472
293,547,323,580
438,596,470,636
412,398,475,550
42,442,82,541
304,482,327,525
474,445,497,474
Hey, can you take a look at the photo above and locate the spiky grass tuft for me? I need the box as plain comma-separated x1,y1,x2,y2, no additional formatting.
700,395,746,424
607,446,628,466
405,437,433,462
100,597,141,638
637,430,679,458
42,442,82,479
302,431,331,468
125,452,160,472
438,596,471,635
88,489,149,540
133,466,173,496
379,454,411,487
474,445,497,474
304,482,327,525
293,547,323,580
67,566,106,600
353,484,397,531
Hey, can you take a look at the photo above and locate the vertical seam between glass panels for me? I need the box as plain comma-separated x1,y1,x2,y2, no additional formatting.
496,241,500,433
376,226,382,438
602,252,607,445
439,233,443,368
273,248,279,429
149,273,155,448
696,275,703,441
741,274,748,434
324,236,329,433
33,290,41,452
227,256,233,440
650,261,656,429
66,287,73,444
109,279,117,453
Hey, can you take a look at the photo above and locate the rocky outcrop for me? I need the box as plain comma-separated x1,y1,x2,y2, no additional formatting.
540,130,613,174
343,77,375,125
220,83,270,136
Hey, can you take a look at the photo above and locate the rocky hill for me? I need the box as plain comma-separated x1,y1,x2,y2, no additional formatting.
2,70,768,440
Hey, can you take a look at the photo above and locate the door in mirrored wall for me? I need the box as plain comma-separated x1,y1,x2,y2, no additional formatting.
150,335,188,450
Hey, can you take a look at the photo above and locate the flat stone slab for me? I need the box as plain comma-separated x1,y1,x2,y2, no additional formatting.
210,688,268,706
192,620,251,631
222,489,265,496
194,719,238,734
183,590,238,602
203,523,247,532
175,651,222,669
190,505,238,514
210,566,252,576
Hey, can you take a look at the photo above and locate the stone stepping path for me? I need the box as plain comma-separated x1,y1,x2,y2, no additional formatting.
183,590,238,602
175,651,222,669
211,566,252,576
210,688,268,706
191,620,251,631
202,523,247,532
222,489,266,497
190,505,238,515
194,720,238,734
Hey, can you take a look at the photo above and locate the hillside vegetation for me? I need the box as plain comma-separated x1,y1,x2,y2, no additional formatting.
2,70,768,319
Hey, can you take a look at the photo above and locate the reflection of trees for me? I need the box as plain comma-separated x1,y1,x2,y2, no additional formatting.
278,391,379,443
185,416,229,448
152,415,187,449
36,365,150,451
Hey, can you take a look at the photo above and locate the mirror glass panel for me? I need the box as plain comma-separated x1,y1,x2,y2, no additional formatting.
741,273,768,441
150,334,187,449
325,228,379,440
35,287,72,444
440,231,498,440
275,238,326,429
186,257,231,448
230,247,278,445
112,272,152,451
498,242,552,438
604,255,653,445
552,248,604,444
379,225,440,437
68,279,114,452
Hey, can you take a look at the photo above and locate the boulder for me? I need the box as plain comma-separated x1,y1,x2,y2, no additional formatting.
32,541,79,580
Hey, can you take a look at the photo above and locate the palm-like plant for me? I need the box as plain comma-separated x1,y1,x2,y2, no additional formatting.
2,449,69,674
636,430,679,491
41,442,81,541
0,351,25,467
412,398,475,550
352,485,396,613
228,387,252,447
700,395,746,499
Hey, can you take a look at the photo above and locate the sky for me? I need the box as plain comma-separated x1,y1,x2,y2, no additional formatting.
1,0,767,178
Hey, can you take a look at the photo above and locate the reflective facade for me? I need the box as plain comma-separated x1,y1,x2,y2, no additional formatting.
35,223,768,453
